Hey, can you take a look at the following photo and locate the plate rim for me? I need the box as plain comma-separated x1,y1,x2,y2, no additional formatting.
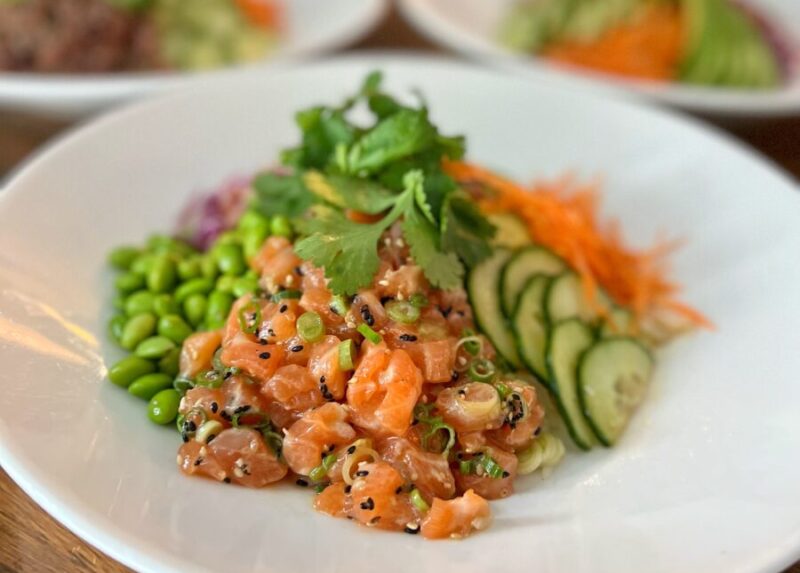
1,53,800,573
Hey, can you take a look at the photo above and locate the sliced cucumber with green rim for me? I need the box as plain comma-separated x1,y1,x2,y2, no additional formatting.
488,213,530,249
546,318,596,450
500,245,565,317
578,337,654,446
512,275,553,384
545,271,610,325
467,249,521,367
600,305,634,337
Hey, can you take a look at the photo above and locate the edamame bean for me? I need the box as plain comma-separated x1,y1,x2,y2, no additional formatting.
270,215,293,238
108,314,127,342
130,254,155,276
242,228,268,262
134,335,176,359
158,314,193,344
177,257,202,281
152,294,179,317
108,246,140,270
112,294,126,312
108,355,156,388
115,272,145,294
214,230,240,246
200,255,219,280
128,373,173,400
125,290,155,316
237,210,271,233
158,347,181,377
231,276,259,298
120,313,157,350
147,389,180,425
174,277,214,303
214,243,246,276
215,275,236,293
147,254,177,293
205,290,234,329
183,293,208,327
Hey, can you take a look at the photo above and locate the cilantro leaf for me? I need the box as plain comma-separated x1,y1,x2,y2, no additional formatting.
294,172,418,295
441,194,496,268
283,107,358,170
302,171,397,215
345,110,436,175
403,206,464,290
252,173,315,218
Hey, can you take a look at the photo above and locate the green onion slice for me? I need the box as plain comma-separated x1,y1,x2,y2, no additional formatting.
385,300,421,324
409,488,430,512
338,339,355,371
271,290,302,302
357,323,382,344
237,300,262,334
297,311,325,343
468,358,496,382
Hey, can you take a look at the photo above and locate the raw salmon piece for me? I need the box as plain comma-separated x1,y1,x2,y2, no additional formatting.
373,264,427,299
177,428,287,487
179,387,226,425
487,381,545,451
436,382,505,433
220,339,284,383
347,345,423,437
261,364,324,415
348,461,417,531
402,338,456,383
283,403,356,475
221,374,269,419
179,331,222,378
420,489,491,539
259,299,300,342
313,482,349,517
307,335,347,400
378,437,456,501
251,236,302,292
222,295,262,346
455,446,518,500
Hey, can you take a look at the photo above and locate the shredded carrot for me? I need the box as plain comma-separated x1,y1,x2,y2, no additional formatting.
543,3,685,82
235,0,282,29
443,160,712,332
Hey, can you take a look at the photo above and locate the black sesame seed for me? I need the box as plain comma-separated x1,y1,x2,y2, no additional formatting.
291,345,304,353
279,304,288,313
220,411,232,421
360,497,375,510
206,434,217,444
258,338,268,345
360,305,374,326
395,486,403,494
534,427,542,436
404,524,420,535
320,375,326,383
502,471,510,478
223,371,233,380
223,477,231,484
440,306,452,318
268,328,276,337
347,445,356,455
259,351,271,360
194,457,203,467
186,421,197,432
181,434,189,443
296,479,309,487
344,485,352,494
355,470,369,477
294,266,304,277
398,334,417,342
380,296,393,305
234,405,251,414
370,516,381,525
450,370,459,382
210,402,219,413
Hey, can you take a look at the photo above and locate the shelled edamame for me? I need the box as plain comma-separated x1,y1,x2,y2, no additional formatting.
105,209,290,426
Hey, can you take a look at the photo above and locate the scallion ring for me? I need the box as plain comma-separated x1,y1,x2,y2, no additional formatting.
297,311,325,343
271,289,301,302
385,300,420,324
237,300,262,334
409,488,429,512
357,323,382,344
468,358,496,382
338,339,355,371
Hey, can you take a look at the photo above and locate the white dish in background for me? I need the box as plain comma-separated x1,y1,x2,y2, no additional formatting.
0,0,388,119
1,55,800,573
398,0,800,117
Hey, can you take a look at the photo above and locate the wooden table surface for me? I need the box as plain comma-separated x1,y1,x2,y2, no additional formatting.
1,6,799,573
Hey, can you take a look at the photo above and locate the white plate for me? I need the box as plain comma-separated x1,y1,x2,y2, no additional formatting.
1,55,800,573
0,0,387,119
398,0,800,117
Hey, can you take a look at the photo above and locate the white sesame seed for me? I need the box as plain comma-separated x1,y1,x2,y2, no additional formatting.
377,280,389,287
458,356,468,366
395,238,405,248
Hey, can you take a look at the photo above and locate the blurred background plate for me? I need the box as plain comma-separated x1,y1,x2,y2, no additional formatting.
0,0,388,119
398,0,800,117
1,55,800,573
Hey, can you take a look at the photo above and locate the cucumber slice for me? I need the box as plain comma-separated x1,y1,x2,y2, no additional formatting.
467,249,521,367
600,305,633,337
546,318,596,450
512,275,553,383
545,272,610,325
488,213,530,249
578,337,654,446
500,246,565,317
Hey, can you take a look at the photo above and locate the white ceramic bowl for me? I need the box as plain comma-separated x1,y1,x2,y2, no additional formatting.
0,0,388,119
1,55,800,573
398,0,800,117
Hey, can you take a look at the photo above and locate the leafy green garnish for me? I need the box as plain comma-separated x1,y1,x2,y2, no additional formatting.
253,71,495,295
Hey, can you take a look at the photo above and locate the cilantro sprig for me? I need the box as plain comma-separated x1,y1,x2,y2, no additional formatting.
252,72,495,295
